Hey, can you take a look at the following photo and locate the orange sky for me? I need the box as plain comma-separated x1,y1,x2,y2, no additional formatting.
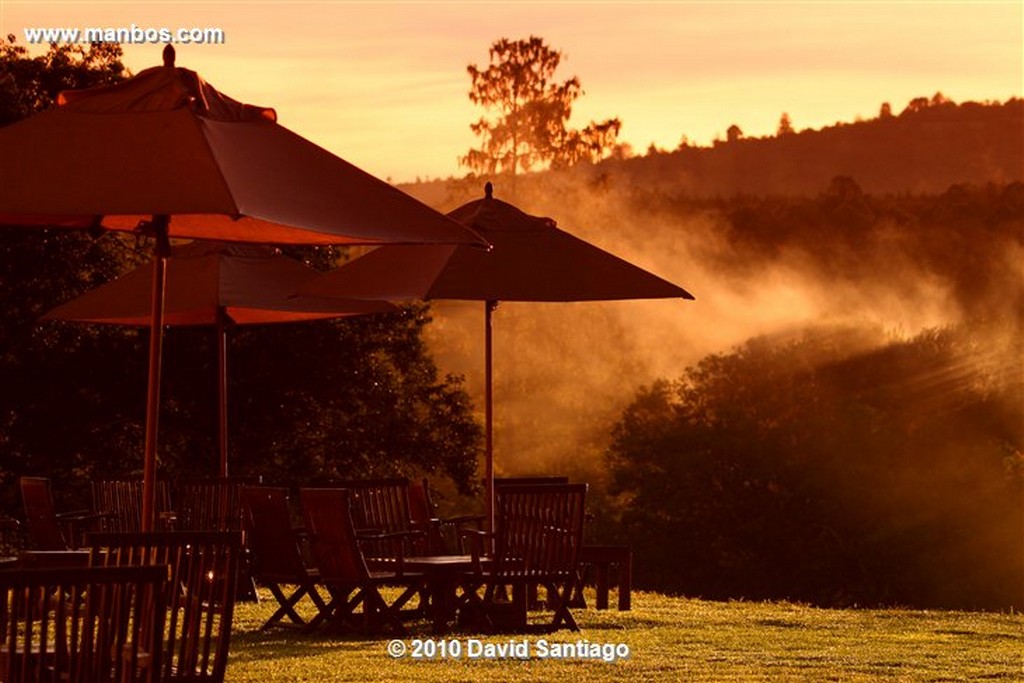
3,1,1021,183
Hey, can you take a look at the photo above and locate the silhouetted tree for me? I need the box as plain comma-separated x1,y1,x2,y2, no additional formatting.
879,102,893,118
462,36,621,181
726,124,743,142
777,112,795,136
902,96,931,115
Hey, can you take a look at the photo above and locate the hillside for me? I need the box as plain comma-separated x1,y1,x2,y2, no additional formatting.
401,97,1024,204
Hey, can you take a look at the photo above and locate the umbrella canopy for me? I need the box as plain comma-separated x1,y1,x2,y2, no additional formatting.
43,241,395,326
43,241,396,478
302,182,694,528
0,53,485,248
0,46,485,529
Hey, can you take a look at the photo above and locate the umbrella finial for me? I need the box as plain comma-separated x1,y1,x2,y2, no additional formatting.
163,44,176,68
484,182,493,199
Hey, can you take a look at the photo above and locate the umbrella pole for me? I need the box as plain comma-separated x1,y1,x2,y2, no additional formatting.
484,299,497,534
216,308,229,477
142,215,171,532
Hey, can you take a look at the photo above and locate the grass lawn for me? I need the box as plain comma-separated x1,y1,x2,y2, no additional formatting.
226,589,1023,681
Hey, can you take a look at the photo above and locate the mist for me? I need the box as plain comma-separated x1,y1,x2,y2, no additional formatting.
407,172,1021,482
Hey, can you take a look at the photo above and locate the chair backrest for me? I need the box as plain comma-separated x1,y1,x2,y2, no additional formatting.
331,478,411,534
406,479,450,554
19,476,67,550
328,478,421,557
175,477,262,532
299,488,368,585
240,486,309,582
406,479,432,525
86,531,241,683
494,483,588,579
91,478,174,533
0,563,168,683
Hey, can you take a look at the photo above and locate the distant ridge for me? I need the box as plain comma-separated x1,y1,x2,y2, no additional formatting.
404,98,1023,202
608,98,1023,196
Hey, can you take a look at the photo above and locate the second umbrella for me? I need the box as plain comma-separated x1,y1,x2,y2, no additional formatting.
301,183,694,529
44,241,396,476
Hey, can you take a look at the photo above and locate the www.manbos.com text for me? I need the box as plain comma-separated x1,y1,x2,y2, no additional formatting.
23,25,226,46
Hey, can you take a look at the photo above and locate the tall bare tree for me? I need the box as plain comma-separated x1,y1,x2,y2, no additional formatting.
462,36,621,182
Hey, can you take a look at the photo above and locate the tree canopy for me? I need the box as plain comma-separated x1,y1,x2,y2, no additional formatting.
606,323,1023,610
0,35,126,125
462,36,621,179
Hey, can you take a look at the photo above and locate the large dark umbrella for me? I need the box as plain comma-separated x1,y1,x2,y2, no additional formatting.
0,46,485,528
301,183,694,529
43,241,397,477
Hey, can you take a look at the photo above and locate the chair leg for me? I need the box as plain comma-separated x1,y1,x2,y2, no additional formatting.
545,581,580,632
263,581,330,629
307,586,361,632
263,583,310,628
365,587,407,636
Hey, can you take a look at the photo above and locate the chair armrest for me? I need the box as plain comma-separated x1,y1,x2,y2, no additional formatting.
408,518,441,532
460,529,494,571
357,530,424,575
444,514,485,526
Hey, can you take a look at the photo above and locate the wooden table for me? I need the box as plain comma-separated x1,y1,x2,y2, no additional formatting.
399,555,487,634
574,545,632,610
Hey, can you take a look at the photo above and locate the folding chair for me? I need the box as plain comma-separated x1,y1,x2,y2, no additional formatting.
299,488,425,635
240,486,328,629
87,531,241,682
460,483,587,633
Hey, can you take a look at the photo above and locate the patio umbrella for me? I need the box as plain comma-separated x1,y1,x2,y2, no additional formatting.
0,46,486,528
43,241,397,477
301,182,694,529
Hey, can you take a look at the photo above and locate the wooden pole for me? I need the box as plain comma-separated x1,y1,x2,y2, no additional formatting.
484,299,498,533
142,215,170,532
216,307,229,477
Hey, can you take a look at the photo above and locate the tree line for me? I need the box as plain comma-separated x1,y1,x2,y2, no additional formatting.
604,321,1022,610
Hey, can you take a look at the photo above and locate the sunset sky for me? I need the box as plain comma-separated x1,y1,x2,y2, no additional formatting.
3,1,1021,183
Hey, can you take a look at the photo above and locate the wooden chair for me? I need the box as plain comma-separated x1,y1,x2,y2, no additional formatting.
174,477,261,602
86,531,241,683
173,477,262,532
407,479,483,554
460,483,587,633
0,563,169,683
19,477,109,550
337,478,426,555
91,478,175,532
299,488,424,635
240,486,328,629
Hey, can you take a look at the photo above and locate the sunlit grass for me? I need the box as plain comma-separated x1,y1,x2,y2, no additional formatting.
226,588,1023,682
